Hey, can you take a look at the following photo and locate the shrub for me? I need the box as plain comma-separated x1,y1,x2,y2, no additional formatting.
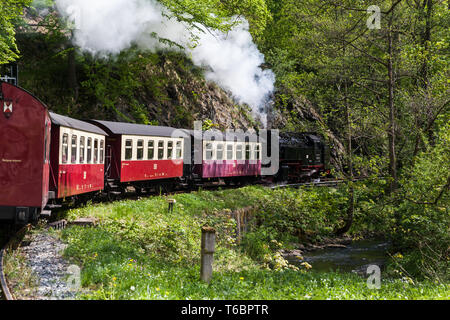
392,120,450,281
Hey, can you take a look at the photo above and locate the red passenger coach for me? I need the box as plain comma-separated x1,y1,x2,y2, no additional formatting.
49,113,107,199
0,82,51,223
89,120,187,191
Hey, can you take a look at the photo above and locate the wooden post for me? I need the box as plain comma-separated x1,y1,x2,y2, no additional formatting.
236,209,241,245
167,199,176,213
200,226,216,283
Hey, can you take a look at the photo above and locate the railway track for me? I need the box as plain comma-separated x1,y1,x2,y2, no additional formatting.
0,220,68,300
269,177,370,189
0,224,31,300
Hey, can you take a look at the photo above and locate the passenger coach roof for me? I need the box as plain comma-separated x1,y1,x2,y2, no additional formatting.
89,120,189,138
49,112,108,136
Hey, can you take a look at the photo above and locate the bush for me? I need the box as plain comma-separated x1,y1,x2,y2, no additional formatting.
392,120,450,281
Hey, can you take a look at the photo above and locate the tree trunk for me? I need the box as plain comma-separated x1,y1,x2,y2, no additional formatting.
336,80,354,236
387,25,397,193
68,31,78,102
68,46,79,101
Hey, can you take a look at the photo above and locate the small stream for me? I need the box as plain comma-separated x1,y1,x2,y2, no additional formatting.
289,240,390,274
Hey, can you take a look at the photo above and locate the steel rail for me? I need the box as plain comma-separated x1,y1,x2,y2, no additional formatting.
269,177,369,189
0,224,31,300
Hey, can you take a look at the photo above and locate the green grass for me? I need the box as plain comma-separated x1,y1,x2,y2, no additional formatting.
55,186,449,300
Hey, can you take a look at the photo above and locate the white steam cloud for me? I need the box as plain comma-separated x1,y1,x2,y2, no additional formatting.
54,0,275,126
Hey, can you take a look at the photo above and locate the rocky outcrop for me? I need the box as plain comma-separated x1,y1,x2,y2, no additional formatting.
114,55,259,130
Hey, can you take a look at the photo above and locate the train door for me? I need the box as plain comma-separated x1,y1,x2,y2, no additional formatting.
105,144,112,179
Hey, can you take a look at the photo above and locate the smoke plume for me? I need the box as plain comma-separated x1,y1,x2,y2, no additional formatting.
54,0,275,126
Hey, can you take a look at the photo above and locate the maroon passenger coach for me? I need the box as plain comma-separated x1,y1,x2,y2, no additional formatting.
0,81,51,223
192,130,262,184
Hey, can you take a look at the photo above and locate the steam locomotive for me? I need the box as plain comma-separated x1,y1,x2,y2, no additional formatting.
0,81,329,224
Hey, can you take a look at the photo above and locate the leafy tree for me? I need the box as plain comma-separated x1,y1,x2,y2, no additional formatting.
159,0,270,38
0,0,31,64
393,116,449,281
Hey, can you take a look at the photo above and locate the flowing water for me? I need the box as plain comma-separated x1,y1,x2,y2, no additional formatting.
290,240,390,274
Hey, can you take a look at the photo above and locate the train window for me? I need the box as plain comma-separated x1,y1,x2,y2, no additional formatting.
62,133,69,164
125,139,133,160
245,144,251,160
80,137,85,163
100,140,104,163
176,141,182,159
216,144,224,160
148,140,154,160
137,140,144,160
71,135,77,163
236,144,243,160
87,138,92,163
255,144,260,160
205,143,213,160
94,139,98,163
158,141,164,160
227,144,233,160
167,141,173,159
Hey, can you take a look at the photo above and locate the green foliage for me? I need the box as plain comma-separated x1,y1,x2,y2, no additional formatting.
202,118,219,130
390,119,450,281
0,0,31,64
58,186,449,299
259,0,449,174
159,0,270,39
79,49,165,122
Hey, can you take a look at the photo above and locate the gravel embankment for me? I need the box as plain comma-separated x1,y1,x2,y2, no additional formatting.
20,233,78,300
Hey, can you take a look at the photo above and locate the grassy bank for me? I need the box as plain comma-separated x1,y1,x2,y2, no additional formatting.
50,186,449,299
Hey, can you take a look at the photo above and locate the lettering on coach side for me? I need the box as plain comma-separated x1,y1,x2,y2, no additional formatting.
2,159,22,163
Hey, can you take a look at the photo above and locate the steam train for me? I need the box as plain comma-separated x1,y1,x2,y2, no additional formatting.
0,81,329,224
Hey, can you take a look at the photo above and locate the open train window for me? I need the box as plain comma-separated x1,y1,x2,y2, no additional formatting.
148,140,154,160
94,139,98,163
254,144,260,160
236,144,243,160
80,137,85,163
125,139,133,160
87,138,92,163
167,141,173,159
137,140,144,160
158,140,164,160
100,140,104,163
62,133,68,164
176,141,182,159
245,144,251,160
216,144,224,160
205,143,213,160
71,135,77,163
227,144,233,160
